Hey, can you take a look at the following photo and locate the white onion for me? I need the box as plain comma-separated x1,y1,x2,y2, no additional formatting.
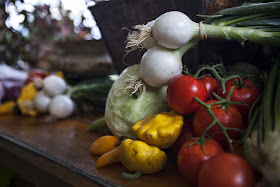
142,20,158,49
140,45,182,87
43,75,67,97
34,91,51,114
152,11,198,49
48,95,74,119
125,11,199,51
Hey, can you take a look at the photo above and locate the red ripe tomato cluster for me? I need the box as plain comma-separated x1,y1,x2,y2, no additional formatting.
167,74,260,121
167,74,260,146
167,74,260,187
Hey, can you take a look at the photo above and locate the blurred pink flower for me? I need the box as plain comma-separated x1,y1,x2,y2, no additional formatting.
60,24,71,37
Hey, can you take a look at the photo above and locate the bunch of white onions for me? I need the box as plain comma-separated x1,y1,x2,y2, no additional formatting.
126,11,199,89
125,7,280,89
33,75,74,119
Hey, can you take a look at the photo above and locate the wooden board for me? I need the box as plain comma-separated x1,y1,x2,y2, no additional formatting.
0,114,187,187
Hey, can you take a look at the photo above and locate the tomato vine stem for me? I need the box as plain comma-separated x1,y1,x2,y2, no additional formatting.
193,64,241,94
193,86,244,153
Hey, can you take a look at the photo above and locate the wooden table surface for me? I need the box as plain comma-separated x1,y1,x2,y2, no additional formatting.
0,113,187,187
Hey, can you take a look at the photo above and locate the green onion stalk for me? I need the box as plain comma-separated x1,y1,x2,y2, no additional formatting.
200,0,280,47
243,56,280,187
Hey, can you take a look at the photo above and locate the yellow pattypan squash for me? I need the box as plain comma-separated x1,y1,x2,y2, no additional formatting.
120,139,167,175
132,111,183,149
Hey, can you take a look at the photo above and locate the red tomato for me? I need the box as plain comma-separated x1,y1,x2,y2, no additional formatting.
25,69,49,84
198,153,256,187
177,138,224,186
216,79,261,121
171,118,194,153
193,100,244,147
167,75,207,115
199,75,219,101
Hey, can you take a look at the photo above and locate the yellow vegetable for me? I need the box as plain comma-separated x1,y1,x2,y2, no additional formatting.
132,111,183,149
17,82,38,116
54,71,65,79
0,101,16,115
119,139,167,175
90,135,120,156
96,146,120,168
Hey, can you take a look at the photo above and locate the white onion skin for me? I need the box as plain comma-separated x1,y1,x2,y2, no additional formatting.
142,20,158,49
142,36,158,49
140,45,182,87
43,75,67,97
152,11,198,49
48,95,74,119
34,91,51,114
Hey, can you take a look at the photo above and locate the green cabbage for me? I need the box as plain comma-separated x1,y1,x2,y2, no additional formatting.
105,64,168,139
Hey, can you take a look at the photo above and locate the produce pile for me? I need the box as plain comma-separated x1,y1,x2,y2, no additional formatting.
89,1,280,187
0,67,70,118
0,1,279,186
0,66,114,119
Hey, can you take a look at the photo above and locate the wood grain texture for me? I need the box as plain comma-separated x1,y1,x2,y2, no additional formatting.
0,114,187,187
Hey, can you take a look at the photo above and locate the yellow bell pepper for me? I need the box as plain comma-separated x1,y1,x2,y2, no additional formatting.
0,101,16,115
132,111,184,149
17,82,38,116
120,139,167,176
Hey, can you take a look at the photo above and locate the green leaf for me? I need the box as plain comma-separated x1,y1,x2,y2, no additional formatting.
217,2,280,15
233,18,280,26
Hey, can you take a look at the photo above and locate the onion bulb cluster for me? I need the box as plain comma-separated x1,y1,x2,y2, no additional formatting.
33,75,74,119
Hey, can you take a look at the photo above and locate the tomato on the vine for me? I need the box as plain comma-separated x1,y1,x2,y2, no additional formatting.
167,74,207,115
193,100,244,147
177,138,224,186
198,153,256,187
216,78,261,121
198,75,219,101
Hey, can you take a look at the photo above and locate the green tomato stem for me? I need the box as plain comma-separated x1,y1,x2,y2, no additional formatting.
193,64,241,94
193,96,243,153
